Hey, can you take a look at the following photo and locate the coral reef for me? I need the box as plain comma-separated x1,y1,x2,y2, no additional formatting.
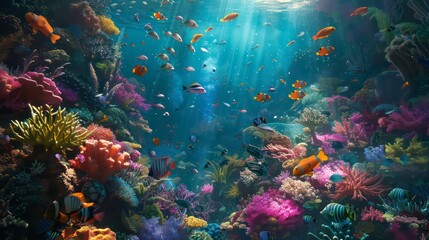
64,226,116,240
138,216,186,240
82,180,106,204
99,16,120,35
69,1,101,35
385,136,428,164
361,206,384,222
379,103,429,136
190,231,213,240
185,216,208,228
308,222,370,240
279,177,319,203
68,139,130,183
0,70,20,100
87,123,115,141
105,176,138,207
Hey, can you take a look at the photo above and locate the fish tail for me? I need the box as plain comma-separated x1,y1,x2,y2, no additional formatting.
81,202,94,208
317,149,329,162
169,161,176,169
58,212,69,223
220,18,225,22
182,85,187,91
50,33,61,44
312,36,317,40
348,210,357,221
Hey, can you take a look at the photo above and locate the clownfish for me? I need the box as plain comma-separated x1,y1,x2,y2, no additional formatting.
253,93,271,102
288,90,306,100
293,149,329,177
25,12,61,44
316,46,335,56
292,80,307,89
153,137,160,146
132,65,147,76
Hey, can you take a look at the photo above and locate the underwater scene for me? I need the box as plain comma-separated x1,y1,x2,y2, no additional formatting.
1,0,429,239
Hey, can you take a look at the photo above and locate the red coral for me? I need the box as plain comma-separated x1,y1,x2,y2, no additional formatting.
2,72,62,110
361,206,384,222
330,163,389,201
0,70,20,100
87,124,115,141
263,143,306,162
69,1,101,35
69,139,130,183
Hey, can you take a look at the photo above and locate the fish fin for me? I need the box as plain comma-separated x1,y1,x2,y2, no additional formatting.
182,85,187,91
288,94,292,98
50,33,60,44
170,161,176,169
81,202,94,208
316,52,320,56
314,162,320,169
58,212,69,223
306,171,313,177
162,171,172,178
317,149,329,162
292,83,296,87
297,97,300,100
326,53,329,56
69,192,86,202
93,212,105,222
348,210,357,221
312,36,317,40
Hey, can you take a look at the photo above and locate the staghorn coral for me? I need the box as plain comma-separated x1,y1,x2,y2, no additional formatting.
99,15,120,35
330,163,389,201
68,139,130,183
3,72,62,111
263,143,306,163
185,216,208,228
279,177,319,203
10,105,89,153
385,136,428,164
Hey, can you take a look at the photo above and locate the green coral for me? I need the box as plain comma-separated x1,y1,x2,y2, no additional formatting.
104,107,128,126
68,107,94,125
362,7,394,44
10,104,90,153
385,136,429,164
190,231,213,240
141,204,164,223
206,161,231,184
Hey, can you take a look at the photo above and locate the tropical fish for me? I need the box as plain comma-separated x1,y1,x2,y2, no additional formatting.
25,12,61,44
161,63,175,71
153,12,167,20
388,188,414,202
401,81,409,89
184,66,195,71
156,93,165,98
309,84,320,92
280,79,286,84
246,162,267,176
253,117,267,127
320,203,356,224
153,138,160,146
316,46,335,56
183,82,206,94
166,47,175,55
156,53,169,61
288,90,306,100
163,112,170,117
184,19,198,28
134,13,140,23
287,40,296,47
312,26,336,40
292,80,307,89
350,6,368,16
74,206,104,224
220,148,228,156
175,15,184,21
148,156,176,179
186,44,196,52
152,103,165,110
147,31,160,40
132,65,147,76
297,31,305,37
144,23,152,31
201,47,209,52
136,55,148,60
268,87,276,92
399,155,410,165
223,102,231,107
205,26,213,32
303,199,322,209
329,174,344,182
245,144,264,159
253,93,271,102
220,12,239,22
293,149,328,177
258,65,264,72
190,33,203,43
303,214,317,224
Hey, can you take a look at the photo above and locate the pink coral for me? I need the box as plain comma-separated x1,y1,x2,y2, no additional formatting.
70,1,101,35
382,103,429,136
311,160,344,188
68,139,130,183
263,143,306,162
330,163,389,201
361,206,384,222
200,184,213,195
111,82,151,112
87,124,115,141
3,72,62,110
244,189,303,234
332,115,371,143
0,70,20,100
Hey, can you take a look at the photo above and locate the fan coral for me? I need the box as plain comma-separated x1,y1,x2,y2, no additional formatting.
69,1,101,35
330,163,389,201
380,103,429,136
361,206,384,222
184,216,208,228
279,177,319,203
0,70,20,100
139,216,186,240
64,226,116,240
99,15,120,35
10,105,89,153
68,139,130,183
244,189,303,234
87,123,115,141
3,72,62,110
200,184,213,195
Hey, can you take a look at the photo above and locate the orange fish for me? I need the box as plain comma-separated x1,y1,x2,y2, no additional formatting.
154,12,167,20
280,79,286,85
401,81,409,89
287,40,296,47
220,12,239,22
292,80,307,89
130,43,135,47
205,26,213,32
258,65,264,72
99,114,109,123
25,12,61,44
312,26,336,40
153,137,160,146
350,6,368,16
141,41,145,45
293,149,328,177
253,93,271,102
190,33,203,43
288,90,306,100
133,65,147,76
316,46,335,56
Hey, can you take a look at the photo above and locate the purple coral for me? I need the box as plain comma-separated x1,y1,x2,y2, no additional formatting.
244,189,303,234
138,216,186,240
364,145,385,163
200,184,213,195
111,82,151,112
382,103,429,136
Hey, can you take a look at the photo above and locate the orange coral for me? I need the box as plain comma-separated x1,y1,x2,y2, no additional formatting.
63,226,116,240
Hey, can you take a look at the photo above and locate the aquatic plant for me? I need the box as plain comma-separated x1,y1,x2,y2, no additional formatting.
87,123,115,141
10,104,89,153
362,7,393,44
379,195,429,215
244,189,303,234
308,222,369,240
99,15,120,35
330,163,389,201
385,136,428,164
226,185,240,199
207,161,231,184
138,216,186,240
379,103,429,136
105,176,138,207
361,206,385,222
68,139,130,183
279,177,319,203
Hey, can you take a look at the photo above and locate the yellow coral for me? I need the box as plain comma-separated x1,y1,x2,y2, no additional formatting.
99,16,120,35
184,216,208,228
385,136,428,164
64,226,116,240
226,185,240,198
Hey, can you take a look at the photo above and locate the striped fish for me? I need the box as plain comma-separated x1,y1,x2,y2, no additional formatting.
76,206,105,223
246,144,264,159
320,203,356,224
64,192,93,214
388,188,413,202
303,214,316,224
183,82,206,94
149,156,176,179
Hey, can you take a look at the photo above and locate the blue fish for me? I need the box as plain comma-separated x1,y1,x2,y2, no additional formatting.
303,214,316,223
329,174,344,182
400,155,410,165
380,158,394,167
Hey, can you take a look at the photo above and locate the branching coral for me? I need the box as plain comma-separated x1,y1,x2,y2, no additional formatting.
380,103,429,136
332,115,371,145
263,143,306,164
10,105,89,153
330,163,389,201
361,206,384,222
99,16,120,35
297,107,327,146
385,136,428,164
279,177,319,203
68,139,130,183
207,162,231,184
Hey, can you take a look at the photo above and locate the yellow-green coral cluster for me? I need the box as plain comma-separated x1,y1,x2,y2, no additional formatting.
206,161,231,184
184,216,208,228
226,185,240,199
99,15,120,35
10,104,90,153
385,136,428,164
